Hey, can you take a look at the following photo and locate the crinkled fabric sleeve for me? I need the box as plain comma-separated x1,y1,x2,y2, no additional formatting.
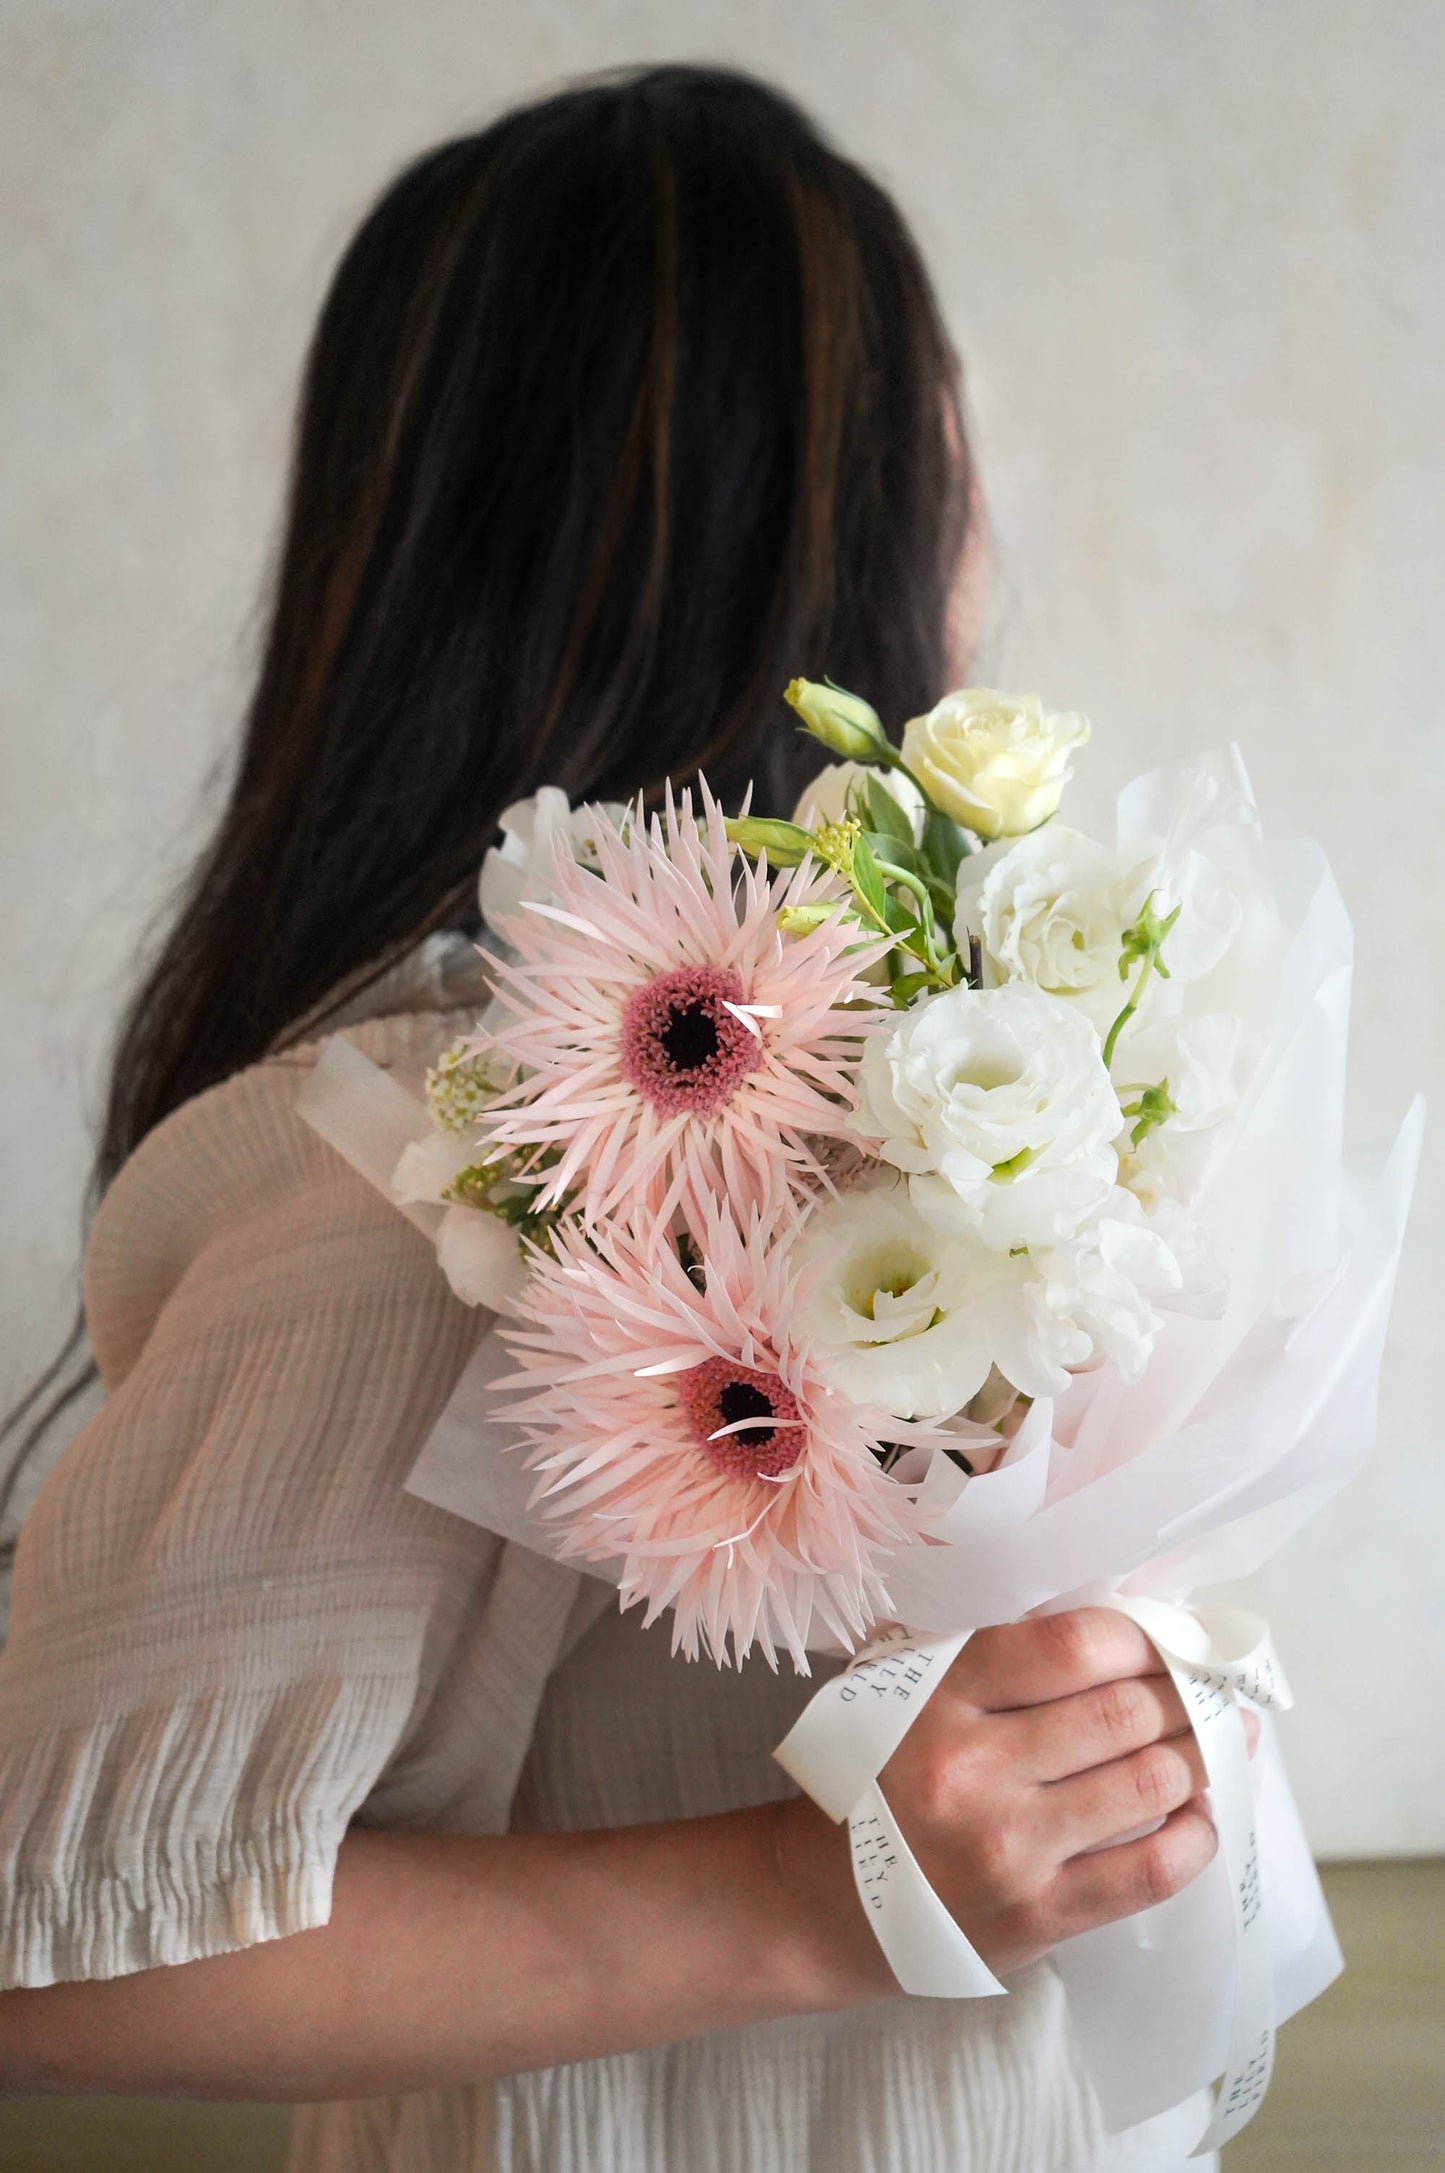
0,1072,498,1990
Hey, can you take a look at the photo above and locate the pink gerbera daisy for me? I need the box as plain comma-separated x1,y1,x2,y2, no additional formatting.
470,785,889,1231
492,1203,952,1669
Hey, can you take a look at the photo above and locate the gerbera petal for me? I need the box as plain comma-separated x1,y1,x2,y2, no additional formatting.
488,1202,949,1664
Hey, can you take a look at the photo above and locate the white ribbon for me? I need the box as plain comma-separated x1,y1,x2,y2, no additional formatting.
774,1598,1290,2153
774,1625,1003,1999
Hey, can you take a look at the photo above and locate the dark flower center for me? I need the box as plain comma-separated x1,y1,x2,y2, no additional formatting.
676,1355,804,1481
619,964,765,1118
717,1379,778,1444
660,998,721,1074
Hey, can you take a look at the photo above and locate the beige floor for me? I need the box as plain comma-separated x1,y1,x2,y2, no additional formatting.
0,1862,1439,2172
1224,1861,1445,2173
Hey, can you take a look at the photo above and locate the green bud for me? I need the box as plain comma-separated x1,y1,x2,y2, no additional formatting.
777,901,844,935
724,815,817,866
784,677,889,761
1122,1077,1178,1149
1118,892,1183,979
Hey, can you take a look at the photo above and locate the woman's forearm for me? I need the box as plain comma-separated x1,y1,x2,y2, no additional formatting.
0,1802,892,2101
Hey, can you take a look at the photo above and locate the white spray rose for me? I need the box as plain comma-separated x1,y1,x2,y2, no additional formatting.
849,981,1123,1249
900,689,1089,839
794,1181,1001,1417
793,761,927,841
392,1128,485,1204
478,787,628,930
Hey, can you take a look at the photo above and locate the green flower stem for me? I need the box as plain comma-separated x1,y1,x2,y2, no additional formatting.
1102,893,1181,1071
1103,953,1157,1071
868,738,943,813
876,858,943,971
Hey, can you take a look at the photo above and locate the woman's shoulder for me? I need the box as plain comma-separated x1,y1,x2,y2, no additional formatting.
84,991,482,1392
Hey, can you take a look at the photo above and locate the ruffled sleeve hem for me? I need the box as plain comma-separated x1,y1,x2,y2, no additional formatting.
0,1671,416,1990
2,1841,336,1990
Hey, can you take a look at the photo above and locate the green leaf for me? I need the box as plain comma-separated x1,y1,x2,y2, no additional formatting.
889,970,935,1005
923,874,957,922
863,777,916,850
919,809,974,892
883,890,918,937
861,830,922,879
850,831,889,926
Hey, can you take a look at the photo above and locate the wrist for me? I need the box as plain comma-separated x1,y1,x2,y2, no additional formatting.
762,1793,901,2014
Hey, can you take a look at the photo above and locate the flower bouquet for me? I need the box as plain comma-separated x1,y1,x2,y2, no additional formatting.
298,681,1420,2150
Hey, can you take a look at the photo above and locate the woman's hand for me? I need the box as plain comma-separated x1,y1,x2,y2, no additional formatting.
778,1606,1237,1993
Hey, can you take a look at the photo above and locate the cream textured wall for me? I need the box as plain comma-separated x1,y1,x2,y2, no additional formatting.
3,1,1441,1855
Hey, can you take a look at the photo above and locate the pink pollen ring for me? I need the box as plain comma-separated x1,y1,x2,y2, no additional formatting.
618,963,767,1118
676,1355,804,1481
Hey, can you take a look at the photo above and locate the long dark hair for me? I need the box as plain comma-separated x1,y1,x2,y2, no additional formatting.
3,63,971,1533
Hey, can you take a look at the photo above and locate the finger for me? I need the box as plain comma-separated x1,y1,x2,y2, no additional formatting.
1050,1801,1218,1937
1043,1733,1210,1858
956,1609,1166,1713
998,1670,1191,1783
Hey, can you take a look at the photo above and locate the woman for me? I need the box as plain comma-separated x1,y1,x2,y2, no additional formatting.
0,65,1221,2173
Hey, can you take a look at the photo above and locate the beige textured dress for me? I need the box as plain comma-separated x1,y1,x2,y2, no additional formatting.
0,940,1212,2172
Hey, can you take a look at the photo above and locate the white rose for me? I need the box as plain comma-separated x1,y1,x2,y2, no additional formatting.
900,689,1089,839
956,825,1155,1032
849,981,1122,1248
478,787,628,930
792,762,927,842
794,1182,999,1417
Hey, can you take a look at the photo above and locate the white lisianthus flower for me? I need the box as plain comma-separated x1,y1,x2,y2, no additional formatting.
1114,1011,1253,1205
795,1177,1099,1411
900,689,1089,839
1037,1189,1188,1384
392,1129,485,1204
434,1206,530,1313
792,762,927,842
849,982,1123,1249
478,786,628,930
955,825,1156,1032
392,1132,530,1313
793,1181,1001,1417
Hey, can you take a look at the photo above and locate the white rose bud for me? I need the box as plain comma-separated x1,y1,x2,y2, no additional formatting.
900,689,1090,839
785,677,889,762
